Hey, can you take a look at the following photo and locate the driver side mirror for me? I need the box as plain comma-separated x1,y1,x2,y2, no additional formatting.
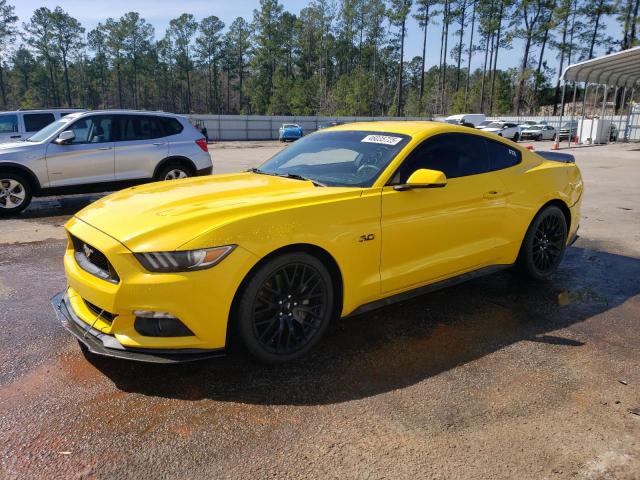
394,169,447,191
55,130,75,145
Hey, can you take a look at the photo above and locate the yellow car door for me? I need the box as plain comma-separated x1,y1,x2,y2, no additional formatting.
380,132,508,294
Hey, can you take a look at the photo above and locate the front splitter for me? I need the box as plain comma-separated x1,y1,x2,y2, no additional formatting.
51,291,224,364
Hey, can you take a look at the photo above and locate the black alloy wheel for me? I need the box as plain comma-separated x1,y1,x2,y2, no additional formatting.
236,252,335,363
518,205,568,280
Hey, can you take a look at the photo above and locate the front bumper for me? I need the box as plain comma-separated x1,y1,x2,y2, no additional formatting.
52,291,224,363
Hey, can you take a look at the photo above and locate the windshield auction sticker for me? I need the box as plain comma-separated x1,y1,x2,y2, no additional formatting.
361,135,403,145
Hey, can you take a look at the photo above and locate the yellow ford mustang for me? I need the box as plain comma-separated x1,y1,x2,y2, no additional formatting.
52,121,583,363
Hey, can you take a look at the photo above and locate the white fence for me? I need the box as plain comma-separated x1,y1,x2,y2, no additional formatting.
188,114,633,142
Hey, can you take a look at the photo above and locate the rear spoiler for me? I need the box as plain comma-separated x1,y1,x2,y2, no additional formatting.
536,151,576,163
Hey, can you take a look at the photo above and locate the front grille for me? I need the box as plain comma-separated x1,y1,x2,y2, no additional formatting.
85,300,116,324
70,235,120,283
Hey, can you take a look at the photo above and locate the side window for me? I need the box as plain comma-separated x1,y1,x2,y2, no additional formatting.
117,115,165,141
485,139,521,171
24,113,55,132
0,114,18,134
161,117,184,136
395,133,490,183
67,116,113,144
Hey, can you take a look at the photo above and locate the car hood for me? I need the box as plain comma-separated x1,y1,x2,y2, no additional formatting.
73,172,361,252
523,129,543,133
482,128,502,133
0,141,44,157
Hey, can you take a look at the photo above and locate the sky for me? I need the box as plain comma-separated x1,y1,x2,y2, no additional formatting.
15,0,623,82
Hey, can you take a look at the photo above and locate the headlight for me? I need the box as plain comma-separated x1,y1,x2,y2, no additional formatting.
134,245,236,272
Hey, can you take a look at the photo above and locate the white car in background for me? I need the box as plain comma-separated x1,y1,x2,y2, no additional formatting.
481,121,521,141
0,109,85,143
520,124,557,141
476,120,494,130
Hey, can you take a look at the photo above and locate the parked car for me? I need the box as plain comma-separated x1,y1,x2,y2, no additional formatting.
317,121,344,130
52,121,582,364
518,120,548,130
476,120,494,130
444,113,486,127
557,121,578,141
481,121,521,141
279,123,304,142
0,108,85,143
520,124,557,141
0,110,212,215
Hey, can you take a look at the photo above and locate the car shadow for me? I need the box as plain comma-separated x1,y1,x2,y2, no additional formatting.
16,194,107,220
88,245,640,405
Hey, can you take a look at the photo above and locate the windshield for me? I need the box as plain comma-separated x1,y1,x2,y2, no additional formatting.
486,122,503,128
526,125,543,130
27,117,73,142
282,124,299,128
478,121,492,127
258,130,411,187
562,122,578,128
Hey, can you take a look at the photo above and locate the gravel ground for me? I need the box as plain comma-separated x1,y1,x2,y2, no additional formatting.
0,141,639,479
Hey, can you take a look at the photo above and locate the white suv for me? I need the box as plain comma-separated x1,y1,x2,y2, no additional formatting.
481,121,521,141
0,109,85,143
0,110,212,215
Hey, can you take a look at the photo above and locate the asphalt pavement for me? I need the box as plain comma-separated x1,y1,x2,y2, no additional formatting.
1,141,639,479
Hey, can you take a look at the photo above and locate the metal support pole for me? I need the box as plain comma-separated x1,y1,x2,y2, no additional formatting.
568,83,578,148
608,86,618,142
618,88,627,138
555,81,567,149
578,83,589,144
624,88,635,142
587,85,600,144
598,85,609,144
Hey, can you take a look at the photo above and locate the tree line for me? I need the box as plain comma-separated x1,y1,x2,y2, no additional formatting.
0,0,637,117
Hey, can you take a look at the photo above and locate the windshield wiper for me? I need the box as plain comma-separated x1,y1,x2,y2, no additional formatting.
279,173,326,187
247,168,326,187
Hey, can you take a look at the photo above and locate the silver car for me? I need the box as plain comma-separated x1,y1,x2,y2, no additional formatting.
0,110,212,215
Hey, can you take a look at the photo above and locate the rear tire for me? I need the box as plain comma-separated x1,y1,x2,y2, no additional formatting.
156,162,194,181
517,205,568,280
0,173,32,217
236,252,336,363
513,132,520,142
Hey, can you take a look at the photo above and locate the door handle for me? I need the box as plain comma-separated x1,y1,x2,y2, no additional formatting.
10,135,21,138
483,190,500,199
152,142,166,146
98,146,112,150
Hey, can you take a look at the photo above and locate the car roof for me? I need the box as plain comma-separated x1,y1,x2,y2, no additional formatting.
71,109,184,118
0,108,85,114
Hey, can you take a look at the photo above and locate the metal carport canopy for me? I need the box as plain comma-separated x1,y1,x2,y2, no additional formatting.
562,46,640,87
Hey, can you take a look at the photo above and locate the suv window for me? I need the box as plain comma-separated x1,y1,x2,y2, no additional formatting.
394,133,490,182
24,113,55,132
67,115,113,144
0,114,18,133
485,139,521,171
116,115,165,141
160,117,183,136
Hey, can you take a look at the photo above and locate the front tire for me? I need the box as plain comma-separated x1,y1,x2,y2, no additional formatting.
0,173,32,216
513,132,520,142
236,252,336,363
517,205,568,280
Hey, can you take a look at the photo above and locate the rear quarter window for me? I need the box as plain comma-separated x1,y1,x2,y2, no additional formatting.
24,113,55,132
486,139,521,171
161,117,184,136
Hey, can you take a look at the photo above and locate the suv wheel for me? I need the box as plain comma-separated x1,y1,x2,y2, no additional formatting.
0,173,32,216
157,163,193,181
